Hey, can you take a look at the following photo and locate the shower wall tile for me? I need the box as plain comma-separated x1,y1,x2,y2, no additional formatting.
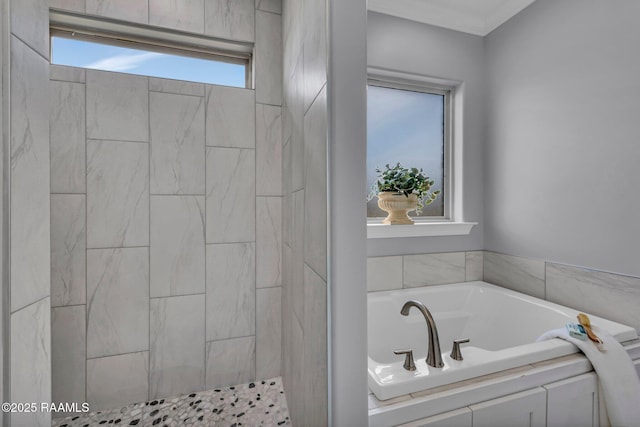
256,104,282,196
302,0,327,111
149,0,205,33
50,80,86,193
150,196,205,297
257,197,282,288
367,256,402,292
204,0,255,42
52,305,86,415
256,11,283,106
51,64,86,83
205,85,255,149
303,265,328,426
51,194,86,307
150,295,205,399
546,262,640,332
205,337,255,388
87,140,149,248
484,251,546,299
404,252,466,287
87,352,149,411
288,313,304,426
86,0,149,24
87,70,149,142
256,287,282,379
149,77,205,97
291,190,305,325
303,87,327,280
10,36,51,312
87,247,149,358
290,56,305,191
205,147,255,243
466,251,484,282
10,0,49,59
256,0,281,14
282,140,291,246
206,243,255,341
150,91,205,195
49,0,85,12
10,298,51,427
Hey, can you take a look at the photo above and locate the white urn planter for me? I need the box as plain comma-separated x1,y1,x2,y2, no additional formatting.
377,192,418,225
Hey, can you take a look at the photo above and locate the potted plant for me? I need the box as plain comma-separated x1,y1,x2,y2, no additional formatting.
368,163,441,225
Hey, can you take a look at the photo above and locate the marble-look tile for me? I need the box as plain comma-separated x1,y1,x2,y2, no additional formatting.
204,0,254,42
50,80,86,193
52,305,86,417
303,0,327,111
149,0,204,33
206,243,255,340
51,195,86,307
404,252,466,288
483,251,546,299
10,0,49,59
150,91,205,194
291,190,305,325
87,247,149,358
87,352,149,411
86,70,149,142
150,196,205,297
149,77,204,96
87,140,149,248
150,295,205,399
49,0,85,12
257,197,282,288
256,287,282,379
466,251,484,282
290,56,305,191
205,85,255,149
288,315,304,426
10,36,50,312
50,64,86,83
546,263,640,332
367,256,403,292
86,0,148,24
303,87,327,280
256,0,281,14
256,11,283,106
282,141,291,246
11,298,51,427
256,104,282,196
205,147,255,243
303,265,328,426
205,337,255,388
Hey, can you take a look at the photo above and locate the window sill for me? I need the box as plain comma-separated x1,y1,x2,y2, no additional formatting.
367,221,477,239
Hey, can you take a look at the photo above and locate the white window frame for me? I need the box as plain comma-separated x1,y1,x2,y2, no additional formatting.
366,67,476,239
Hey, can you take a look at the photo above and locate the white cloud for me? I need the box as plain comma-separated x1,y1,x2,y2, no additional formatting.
84,52,162,72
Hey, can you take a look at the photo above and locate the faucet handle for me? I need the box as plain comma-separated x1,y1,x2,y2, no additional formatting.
394,348,417,371
450,338,470,361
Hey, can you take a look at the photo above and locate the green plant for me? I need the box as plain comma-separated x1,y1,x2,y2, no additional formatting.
368,163,441,215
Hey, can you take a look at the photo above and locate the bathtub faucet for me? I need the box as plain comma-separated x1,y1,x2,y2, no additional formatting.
400,300,444,368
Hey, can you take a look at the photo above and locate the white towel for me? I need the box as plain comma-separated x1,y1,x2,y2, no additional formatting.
537,326,640,427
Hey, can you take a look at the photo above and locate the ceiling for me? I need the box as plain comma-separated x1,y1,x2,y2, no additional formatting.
367,0,537,36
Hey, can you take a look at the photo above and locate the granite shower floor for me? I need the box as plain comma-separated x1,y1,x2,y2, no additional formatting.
52,377,291,427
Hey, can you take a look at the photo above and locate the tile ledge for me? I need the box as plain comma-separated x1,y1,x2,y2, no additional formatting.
367,222,476,239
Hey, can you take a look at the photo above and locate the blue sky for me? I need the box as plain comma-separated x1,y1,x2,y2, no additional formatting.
51,36,246,87
367,85,445,216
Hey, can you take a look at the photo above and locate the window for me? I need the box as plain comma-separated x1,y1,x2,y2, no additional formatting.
49,10,252,87
367,79,451,220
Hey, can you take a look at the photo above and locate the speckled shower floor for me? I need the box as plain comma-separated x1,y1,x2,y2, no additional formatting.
52,377,291,427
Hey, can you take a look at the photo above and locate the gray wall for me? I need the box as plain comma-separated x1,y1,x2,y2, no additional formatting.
485,0,640,278
366,11,485,257
49,0,283,415
2,0,52,425
281,0,329,424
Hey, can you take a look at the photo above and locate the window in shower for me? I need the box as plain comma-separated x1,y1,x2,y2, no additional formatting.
367,79,451,220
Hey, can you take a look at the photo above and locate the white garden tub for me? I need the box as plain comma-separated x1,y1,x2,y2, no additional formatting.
368,281,638,400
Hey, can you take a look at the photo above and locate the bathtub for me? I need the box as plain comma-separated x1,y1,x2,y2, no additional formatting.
368,281,638,401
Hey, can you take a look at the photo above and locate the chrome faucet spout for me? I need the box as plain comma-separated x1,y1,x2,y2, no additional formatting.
401,300,444,368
